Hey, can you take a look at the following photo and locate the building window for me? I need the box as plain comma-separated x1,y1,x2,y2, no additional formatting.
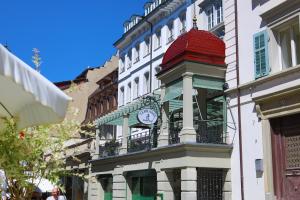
207,6,214,30
119,57,125,74
154,29,161,49
127,51,132,69
144,72,150,94
274,20,300,69
120,87,125,106
216,1,223,25
133,77,139,99
154,67,161,89
204,0,223,30
134,44,140,63
167,21,174,43
144,37,150,56
180,13,187,34
127,83,131,103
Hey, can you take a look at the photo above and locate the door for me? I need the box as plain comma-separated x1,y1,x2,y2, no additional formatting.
132,176,156,200
271,114,300,200
102,177,113,200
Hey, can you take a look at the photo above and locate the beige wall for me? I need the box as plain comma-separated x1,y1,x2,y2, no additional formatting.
63,56,118,125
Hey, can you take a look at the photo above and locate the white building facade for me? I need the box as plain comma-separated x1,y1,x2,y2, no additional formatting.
88,0,300,200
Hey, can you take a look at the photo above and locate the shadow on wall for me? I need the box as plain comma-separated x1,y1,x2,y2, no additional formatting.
252,0,270,10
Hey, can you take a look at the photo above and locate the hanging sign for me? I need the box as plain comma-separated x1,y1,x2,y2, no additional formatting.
137,108,158,125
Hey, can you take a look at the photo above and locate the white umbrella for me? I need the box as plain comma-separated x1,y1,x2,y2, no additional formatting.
0,44,72,129
33,178,55,193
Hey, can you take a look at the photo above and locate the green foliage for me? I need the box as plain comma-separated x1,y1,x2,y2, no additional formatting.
0,117,81,200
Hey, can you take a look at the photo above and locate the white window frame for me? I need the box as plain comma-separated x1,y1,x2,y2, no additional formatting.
119,57,125,74
144,37,150,56
180,13,187,34
143,72,150,94
204,0,223,30
134,44,140,63
127,51,132,69
119,87,125,106
207,6,214,30
133,77,139,99
270,15,300,70
127,83,131,103
155,29,162,49
167,21,174,43
154,66,161,90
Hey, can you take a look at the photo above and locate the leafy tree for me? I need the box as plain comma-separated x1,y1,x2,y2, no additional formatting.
0,116,81,200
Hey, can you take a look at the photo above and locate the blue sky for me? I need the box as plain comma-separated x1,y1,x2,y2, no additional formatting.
0,1,143,82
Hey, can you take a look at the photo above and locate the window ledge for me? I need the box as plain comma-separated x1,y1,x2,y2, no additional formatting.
209,21,224,33
226,64,300,94
143,53,150,58
154,45,162,52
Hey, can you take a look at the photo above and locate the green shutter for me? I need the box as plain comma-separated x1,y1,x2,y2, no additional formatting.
192,76,224,90
253,30,269,79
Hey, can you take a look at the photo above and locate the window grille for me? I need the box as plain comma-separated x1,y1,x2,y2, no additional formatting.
197,168,225,200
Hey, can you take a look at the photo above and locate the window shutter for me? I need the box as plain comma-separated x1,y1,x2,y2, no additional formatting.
253,30,269,79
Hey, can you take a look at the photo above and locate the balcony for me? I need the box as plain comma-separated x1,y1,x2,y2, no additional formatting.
127,131,158,153
99,140,121,157
169,120,227,145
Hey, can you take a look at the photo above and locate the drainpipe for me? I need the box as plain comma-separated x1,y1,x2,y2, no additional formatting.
234,0,245,199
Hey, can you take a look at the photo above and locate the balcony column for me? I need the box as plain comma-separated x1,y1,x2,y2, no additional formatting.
120,114,129,154
158,84,169,147
181,167,197,199
180,72,197,143
93,126,100,159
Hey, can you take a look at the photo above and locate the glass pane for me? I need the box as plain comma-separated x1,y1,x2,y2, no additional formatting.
280,28,292,68
255,51,261,74
260,49,266,74
293,24,300,65
259,34,265,48
255,36,260,49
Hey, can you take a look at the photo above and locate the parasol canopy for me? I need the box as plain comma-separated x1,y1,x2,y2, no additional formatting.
0,44,72,129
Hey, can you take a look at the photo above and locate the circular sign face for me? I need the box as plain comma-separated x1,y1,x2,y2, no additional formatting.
137,108,158,125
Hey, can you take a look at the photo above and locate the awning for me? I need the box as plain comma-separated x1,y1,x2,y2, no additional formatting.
163,79,182,102
192,75,224,90
96,94,160,127
0,45,72,129
163,76,225,113
163,76,224,103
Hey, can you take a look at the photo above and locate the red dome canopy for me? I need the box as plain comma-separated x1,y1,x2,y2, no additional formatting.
160,29,226,72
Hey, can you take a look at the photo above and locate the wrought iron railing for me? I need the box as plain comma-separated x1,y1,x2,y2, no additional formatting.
195,120,226,144
169,120,227,145
99,140,121,157
169,125,181,144
127,130,158,153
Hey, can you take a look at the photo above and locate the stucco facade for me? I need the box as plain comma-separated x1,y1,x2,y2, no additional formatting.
88,0,300,200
